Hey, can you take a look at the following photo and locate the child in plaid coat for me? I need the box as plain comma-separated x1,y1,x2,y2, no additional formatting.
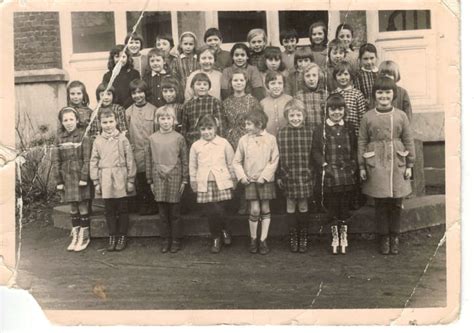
146,105,188,253
53,107,93,252
181,73,227,147
233,110,279,255
312,93,357,255
354,43,379,107
276,99,314,253
189,115,236,254
90,108,137,252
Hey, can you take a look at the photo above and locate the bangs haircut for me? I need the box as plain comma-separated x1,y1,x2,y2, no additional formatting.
67,80,90,106
332,60,354,80
379,60,401,82
197,45,216,60
294,47,315,66
204,28,223,42
230,43,250,59
279,28,299,45
283,99,307,120
265,70,285,89
247,28,267,43
129,79,148,96
372,76,398,100
197,114,218,129
228,69,250,94
160,77,184,103
191,72,212,89
264,46,286,71
107,44,133,71
156,104,176,119
124,32,144,50
98,108,118,122
244,110,268,130
308,21,328,47
358,43,378,59
326,93,347,111
155,34,175,48
95,83,115,102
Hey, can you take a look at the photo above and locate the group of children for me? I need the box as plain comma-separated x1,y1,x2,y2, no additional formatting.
53,22,415,257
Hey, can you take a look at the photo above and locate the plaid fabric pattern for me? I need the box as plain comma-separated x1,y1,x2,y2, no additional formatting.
294,88,328,129
181,95,226,147
143,71,173,108
277,125,314,199
354,69,378,106
245,182,276,200
52,128,92,203
323,124,357,188
197,181,233,203
92,104,128,138
333,87,367,136
150,165,184,203
249,51,266,72
171,54,199,88
223,94,261,149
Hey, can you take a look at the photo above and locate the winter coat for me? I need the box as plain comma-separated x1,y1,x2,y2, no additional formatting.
52,128,92,203
358,108,415,198
90,131,137,198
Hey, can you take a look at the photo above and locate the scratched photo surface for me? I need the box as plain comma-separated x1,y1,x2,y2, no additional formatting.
1,0,460,326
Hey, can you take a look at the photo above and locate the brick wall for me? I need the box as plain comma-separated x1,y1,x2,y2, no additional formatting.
14,12,62,71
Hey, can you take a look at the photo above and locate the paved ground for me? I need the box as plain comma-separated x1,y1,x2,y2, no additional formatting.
16,213,446,310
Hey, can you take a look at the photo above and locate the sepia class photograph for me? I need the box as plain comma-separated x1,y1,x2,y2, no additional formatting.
4,0,460,325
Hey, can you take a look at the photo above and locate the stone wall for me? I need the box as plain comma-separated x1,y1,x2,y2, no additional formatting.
14,12,62,71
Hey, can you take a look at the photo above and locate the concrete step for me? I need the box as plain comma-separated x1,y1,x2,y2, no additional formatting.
52,195,446,238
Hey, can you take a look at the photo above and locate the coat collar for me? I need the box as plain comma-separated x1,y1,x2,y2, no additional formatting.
361,67,379,73
326,118,344,127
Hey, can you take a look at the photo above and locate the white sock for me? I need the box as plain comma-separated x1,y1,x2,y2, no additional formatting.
249,216,258,239
260,213,271,241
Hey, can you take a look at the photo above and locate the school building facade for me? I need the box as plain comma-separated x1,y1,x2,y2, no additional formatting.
13,5,449,189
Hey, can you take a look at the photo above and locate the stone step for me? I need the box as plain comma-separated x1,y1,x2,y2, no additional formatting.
52,195,446,238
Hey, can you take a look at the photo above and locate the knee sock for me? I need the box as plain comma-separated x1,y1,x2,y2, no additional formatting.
79,214,90,228
260,212,271,241
248,215,259,239
71,213,81,228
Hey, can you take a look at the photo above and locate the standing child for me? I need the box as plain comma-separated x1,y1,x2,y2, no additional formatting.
247,28,268,73
93,83,128,138
125,79,158,215
90,109,136,251
335,24,358,71
65,81,93,131
156,77,184,132
287,47,314,96
280,28,299,72
181,73,227,147
332,60,367,136
189,115,236,253
171,32,199,88
185,46,222,101
102,44,140,109
326,39,347,92
220,43,265,101
125,32,148,77
146,105,188,253
261,46,288,94
312,93,357,254
53,107,93,252
378,60,412,121
307,21,328,69
204,28,232,72
277,99,314,253
260,71,293,136
294,63,327,129
233,110,279,254
358,77,415,255
155,34,175,70
223,70,262,150
354,43,379,107
143,48,172,108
